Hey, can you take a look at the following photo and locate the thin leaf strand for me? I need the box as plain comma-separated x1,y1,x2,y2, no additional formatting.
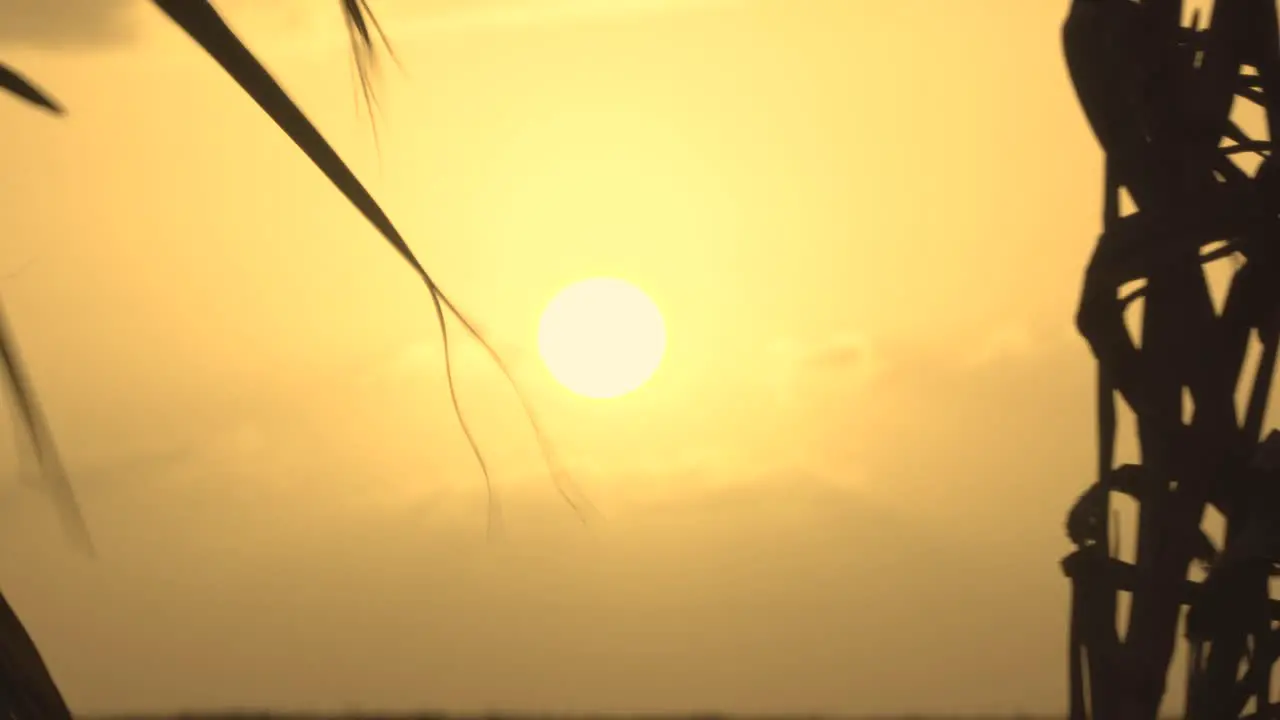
155,0,592,531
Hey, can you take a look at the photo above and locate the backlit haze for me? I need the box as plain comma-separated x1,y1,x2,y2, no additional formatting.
0,0,1243,716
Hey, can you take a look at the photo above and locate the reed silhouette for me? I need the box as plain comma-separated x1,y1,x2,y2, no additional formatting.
0,2,590,716
1062,1,1280,719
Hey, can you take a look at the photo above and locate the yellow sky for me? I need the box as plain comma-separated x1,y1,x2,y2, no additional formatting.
0,0,1248,715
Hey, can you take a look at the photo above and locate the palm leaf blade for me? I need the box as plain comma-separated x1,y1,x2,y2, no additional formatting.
153,0,417,268
0,65,63,114
154,0,593,527
154,1,538,524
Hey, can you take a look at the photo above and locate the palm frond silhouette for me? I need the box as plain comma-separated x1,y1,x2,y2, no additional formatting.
0,2,601,714
0,1,591,558
154,0,590,535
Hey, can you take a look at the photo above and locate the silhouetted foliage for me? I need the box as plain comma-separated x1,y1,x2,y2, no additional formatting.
1061,1,1280,719
0,1,589,715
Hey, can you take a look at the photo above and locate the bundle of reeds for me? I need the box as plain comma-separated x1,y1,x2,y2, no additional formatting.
1061,1,1280,718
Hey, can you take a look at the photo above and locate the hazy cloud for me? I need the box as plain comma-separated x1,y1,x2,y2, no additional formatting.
959,319,1077,369
767,320,1075,410
0,0,752,59
0,0,138,47
191,0,753,49
798,335,866,370
766,333,872,405
404,0,751,32
0,450,1069,715
0,316,1111,714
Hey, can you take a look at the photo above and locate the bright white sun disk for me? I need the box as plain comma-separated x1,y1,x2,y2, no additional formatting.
538,278,666,399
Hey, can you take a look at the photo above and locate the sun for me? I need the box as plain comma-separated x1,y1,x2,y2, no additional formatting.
538,278,666,399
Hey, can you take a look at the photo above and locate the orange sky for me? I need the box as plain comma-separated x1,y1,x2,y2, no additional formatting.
0,0,1252,716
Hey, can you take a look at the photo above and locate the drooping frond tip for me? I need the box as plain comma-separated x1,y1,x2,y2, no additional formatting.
0,64,64,114
154,0,595,535
341,0,399,72
341,0,400,141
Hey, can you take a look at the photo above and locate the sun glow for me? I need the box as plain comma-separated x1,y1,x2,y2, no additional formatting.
537,278,666,399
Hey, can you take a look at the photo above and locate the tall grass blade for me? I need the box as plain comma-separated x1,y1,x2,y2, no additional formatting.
8,398,38,490
154,0,594,529
0,299,93,555
0,257,44,492
0,65,63,114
